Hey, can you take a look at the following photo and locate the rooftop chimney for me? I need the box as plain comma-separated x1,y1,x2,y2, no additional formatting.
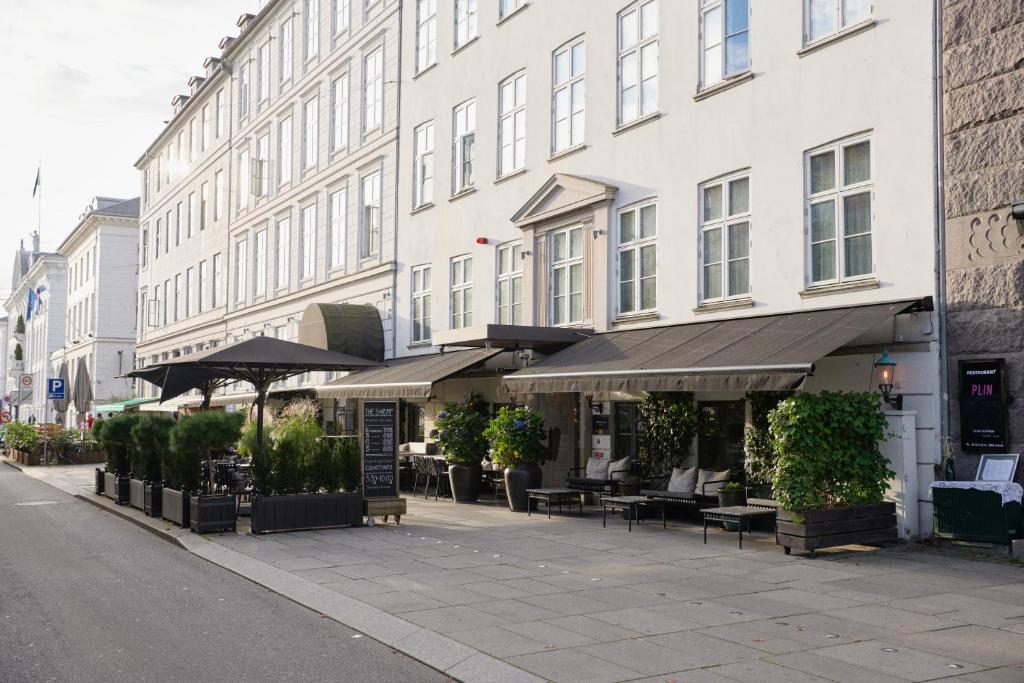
219,36,236,51
236,13,256,31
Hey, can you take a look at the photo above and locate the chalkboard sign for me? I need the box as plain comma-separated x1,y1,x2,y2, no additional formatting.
959,359,1009,452
362,401,398,498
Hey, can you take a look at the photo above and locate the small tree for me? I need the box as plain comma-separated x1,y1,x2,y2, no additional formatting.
14,314,25,335
336,437,361,492
637,392,697,479
96,413,142,476
13,343,22,362
743,391,792,487
271,408,322,494
434,401,489,466
169,411,244,494
483,406,547,469
131,414,174,483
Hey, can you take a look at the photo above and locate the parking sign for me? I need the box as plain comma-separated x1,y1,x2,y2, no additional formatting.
47,378,66,400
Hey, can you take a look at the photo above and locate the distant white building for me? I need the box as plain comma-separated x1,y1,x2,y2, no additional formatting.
0,316,8,414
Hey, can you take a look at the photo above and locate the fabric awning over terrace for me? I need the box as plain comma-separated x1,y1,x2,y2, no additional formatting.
318,348,503,399
503,300,921,394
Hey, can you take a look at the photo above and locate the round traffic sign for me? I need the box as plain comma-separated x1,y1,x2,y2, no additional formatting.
20,375,32,387
0,412,11,424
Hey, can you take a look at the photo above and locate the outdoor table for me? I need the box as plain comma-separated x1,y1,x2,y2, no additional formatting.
702,505,777,549
601,495,666,531
526,488,584,518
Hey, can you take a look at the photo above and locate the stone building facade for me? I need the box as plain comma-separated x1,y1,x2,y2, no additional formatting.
942,0,1024,480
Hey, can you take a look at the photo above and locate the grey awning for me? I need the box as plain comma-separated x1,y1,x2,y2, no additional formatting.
503,300,920,394
318,348,503,399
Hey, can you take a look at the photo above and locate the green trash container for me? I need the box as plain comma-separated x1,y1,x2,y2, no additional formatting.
932,486,1022,544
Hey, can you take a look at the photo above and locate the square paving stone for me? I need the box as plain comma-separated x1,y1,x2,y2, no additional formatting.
815,640,983,680
543,615,645,642
476,598,563,622
359,590,449,614
765,652,909,682
519,592,618,616
502,621,600,648
710,659,833,682
894,625,1024,667
448,626,551,658
577,637,701,676
400,604,511,634
508,648,643,683
589,606,702,636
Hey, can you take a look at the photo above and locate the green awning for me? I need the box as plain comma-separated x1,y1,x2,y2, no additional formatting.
94,397,160,413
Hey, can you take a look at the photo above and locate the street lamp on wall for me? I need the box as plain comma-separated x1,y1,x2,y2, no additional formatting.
874,349,902,410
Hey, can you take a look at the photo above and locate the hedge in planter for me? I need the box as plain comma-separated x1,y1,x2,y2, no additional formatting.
434,401,489,503
769,391,897,556
132,414,174,517
96,414,142,505
170,411,243,534
638,392,697,481
484,406,549,512
743,391,791,499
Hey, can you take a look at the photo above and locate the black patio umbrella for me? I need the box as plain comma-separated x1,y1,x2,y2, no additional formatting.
52,361,70,422
128,364,235,411
72,357,94,416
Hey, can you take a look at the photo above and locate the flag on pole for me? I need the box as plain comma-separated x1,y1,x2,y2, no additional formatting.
32,166,41,198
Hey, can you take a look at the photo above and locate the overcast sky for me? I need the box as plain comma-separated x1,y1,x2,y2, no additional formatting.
0,0,258,299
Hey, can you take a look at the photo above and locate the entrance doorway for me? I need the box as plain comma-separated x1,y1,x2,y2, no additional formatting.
697,400,746,473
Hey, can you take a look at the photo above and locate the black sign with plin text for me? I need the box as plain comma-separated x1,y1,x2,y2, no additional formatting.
959,359,1009,452
362,401,397,498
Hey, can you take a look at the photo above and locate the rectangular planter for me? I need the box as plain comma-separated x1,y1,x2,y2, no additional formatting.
72,449,106,465
95,468,105,495
777,502,897,557
933,487,1022,545
190,495,237,534
103,471,130,505
144,483,163,517
250,492,363,535
129,478,146,511
162,487,190,528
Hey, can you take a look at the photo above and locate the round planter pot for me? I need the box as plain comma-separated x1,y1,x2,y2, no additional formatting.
504,463,543,512
448,463,482,503
718,489,748,531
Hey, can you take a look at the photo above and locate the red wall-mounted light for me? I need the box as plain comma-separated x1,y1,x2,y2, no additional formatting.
475,237,489,245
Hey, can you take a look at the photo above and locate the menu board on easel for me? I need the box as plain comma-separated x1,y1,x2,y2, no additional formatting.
959,359,1009,452
362,401,398,498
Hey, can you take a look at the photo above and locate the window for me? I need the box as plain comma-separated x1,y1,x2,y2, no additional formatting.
329,188,347,269
415,0,437,73
199,106,209,153
185,267,195,317
175,202,182,245
413,122,434,208
499,0,524,19
618,202,657,313
162,279,170,324
806,136,872,284
200,182,209,230
617,0,658,125
806,0,871,44
498,71,526,176
303,96,319,170
188,118,196,163
234,239,248,304
454,0,477,49
550,226,583,325
331,74,349,154
276,217,291,289
700,0,749,88
279,116,293,185
216,89,225,137
552,39,585,153
214,169,225,220
187,192,196,238
333,0,350,36
700,173,750,301
174,273,182,321
155,219,161,259
257,43,270,103
363,47,384,131
256,133,270,197
164,211,171,252
360,171,382,258
254,230,267,296
238,61,250,120
198,260,207,313
280,17,294,84
301,203,316,280
238,149,250,210
304,0,320,61
450,255,472,329
411,265,432,342
452,100,476,193
496,242,522,324
141,227,150,269
212,253,223,307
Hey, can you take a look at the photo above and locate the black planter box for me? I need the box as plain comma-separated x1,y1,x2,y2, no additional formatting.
129,478,146,511
777,502,898,557
95,468,105,495
251,492,363,535
144,482,163,517
190,495,237,534
103,471,130,505
162,487,190,528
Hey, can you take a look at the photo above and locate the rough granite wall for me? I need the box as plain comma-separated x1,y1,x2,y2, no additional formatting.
943,0,1024,480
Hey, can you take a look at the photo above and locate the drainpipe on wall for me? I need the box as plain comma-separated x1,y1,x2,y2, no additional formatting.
932,0,950,455
391,2,404,361
224,60,236,348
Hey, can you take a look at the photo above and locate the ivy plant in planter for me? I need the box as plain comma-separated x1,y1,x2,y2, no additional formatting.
484,406,548,512
638,392,697,481
132,414,173,517
169,411,243,534
743,391,792,499
96,413,142,505
769,391,897,557
434,401,489,503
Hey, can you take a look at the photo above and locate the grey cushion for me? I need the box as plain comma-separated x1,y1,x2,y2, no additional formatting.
697,469,731,495
607,457,631,481
585,456,611,480
668,467,697,495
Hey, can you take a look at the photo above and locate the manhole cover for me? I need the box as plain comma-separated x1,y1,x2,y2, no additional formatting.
14,500,59,507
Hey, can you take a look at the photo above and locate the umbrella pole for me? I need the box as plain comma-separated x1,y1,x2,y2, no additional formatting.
256,377,270,454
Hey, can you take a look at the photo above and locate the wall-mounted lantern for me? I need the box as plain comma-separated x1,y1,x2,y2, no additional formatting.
874,349,902,410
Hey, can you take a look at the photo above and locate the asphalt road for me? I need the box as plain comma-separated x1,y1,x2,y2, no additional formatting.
0,466,449,682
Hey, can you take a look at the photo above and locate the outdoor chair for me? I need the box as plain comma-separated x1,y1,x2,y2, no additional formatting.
640,468,739,511
411,455,427,497
425,457,449,500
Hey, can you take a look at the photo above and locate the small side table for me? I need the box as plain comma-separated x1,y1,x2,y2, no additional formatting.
526,488,584,518
702,506,777,549
601,496,666,531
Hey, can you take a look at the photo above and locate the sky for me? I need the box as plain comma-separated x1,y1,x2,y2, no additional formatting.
0,0,258,299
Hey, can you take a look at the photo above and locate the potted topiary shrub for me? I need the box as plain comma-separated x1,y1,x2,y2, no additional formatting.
91,419,106,494
434,401,489,503
484,406,548,512
769,391,897,557
132,414,174,517
97,414,142,505
169,411,243,534
718,481,747,508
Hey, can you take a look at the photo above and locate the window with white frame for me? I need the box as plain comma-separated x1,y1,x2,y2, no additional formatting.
256,133,270,197
257,42,271,103
302,96,319,170
212,253,223,307
238,149,250,210
175,202,182,245
155,219,161,258
618,202,657,314
276,217,291,289
200,182,209,230
415,0,437,73
304,0,320,61
617,0,658,125
700,0,749,88
216,88,225,137
301,203,317,280
188,118,196,163
254,229,267,296
413,122,434,208
329,187,347,269
333,0,350,36
411,264,431,342
700,173,750,301
552,38,585,153
496,242,523,324
279,116,293,185
215,169,225,220
806,136,872,284
499,0,525,19
165,210,171,252
238,61,250,120
805,0,871,45
363,47,384,131
141,227,149,268
452,100,476,193
360,171,381,258
498,71,526,176
450,255,472,329
162,279,170,324
331,74,349,154
173,273,182,321
201,105,210,151
454,0,477,49
187,192,196,238
550,226,583,325
234,239,248,304
280,17,294,84
198,259,207,312
185,267,195,317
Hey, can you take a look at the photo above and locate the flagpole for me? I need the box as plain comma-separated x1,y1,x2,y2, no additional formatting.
37,162,42,244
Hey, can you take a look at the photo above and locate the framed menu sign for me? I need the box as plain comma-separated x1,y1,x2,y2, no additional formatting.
362,401,398,498
959,359,1009,452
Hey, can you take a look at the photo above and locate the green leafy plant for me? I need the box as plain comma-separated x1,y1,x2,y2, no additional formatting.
131,414,174,483
4,421,39,452
434,401,489,466
721,481,745,492
169,411,244,493
14,314,25,335
768,391,894,512
638,392,697,479
336,437,361,492
743,391,792,488
483,406,547,469
271,408,323,494
307,439,343,493
95,413,142,476
13,343,22,361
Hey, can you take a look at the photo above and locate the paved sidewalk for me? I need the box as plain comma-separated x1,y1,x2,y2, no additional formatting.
12,461,1024,683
